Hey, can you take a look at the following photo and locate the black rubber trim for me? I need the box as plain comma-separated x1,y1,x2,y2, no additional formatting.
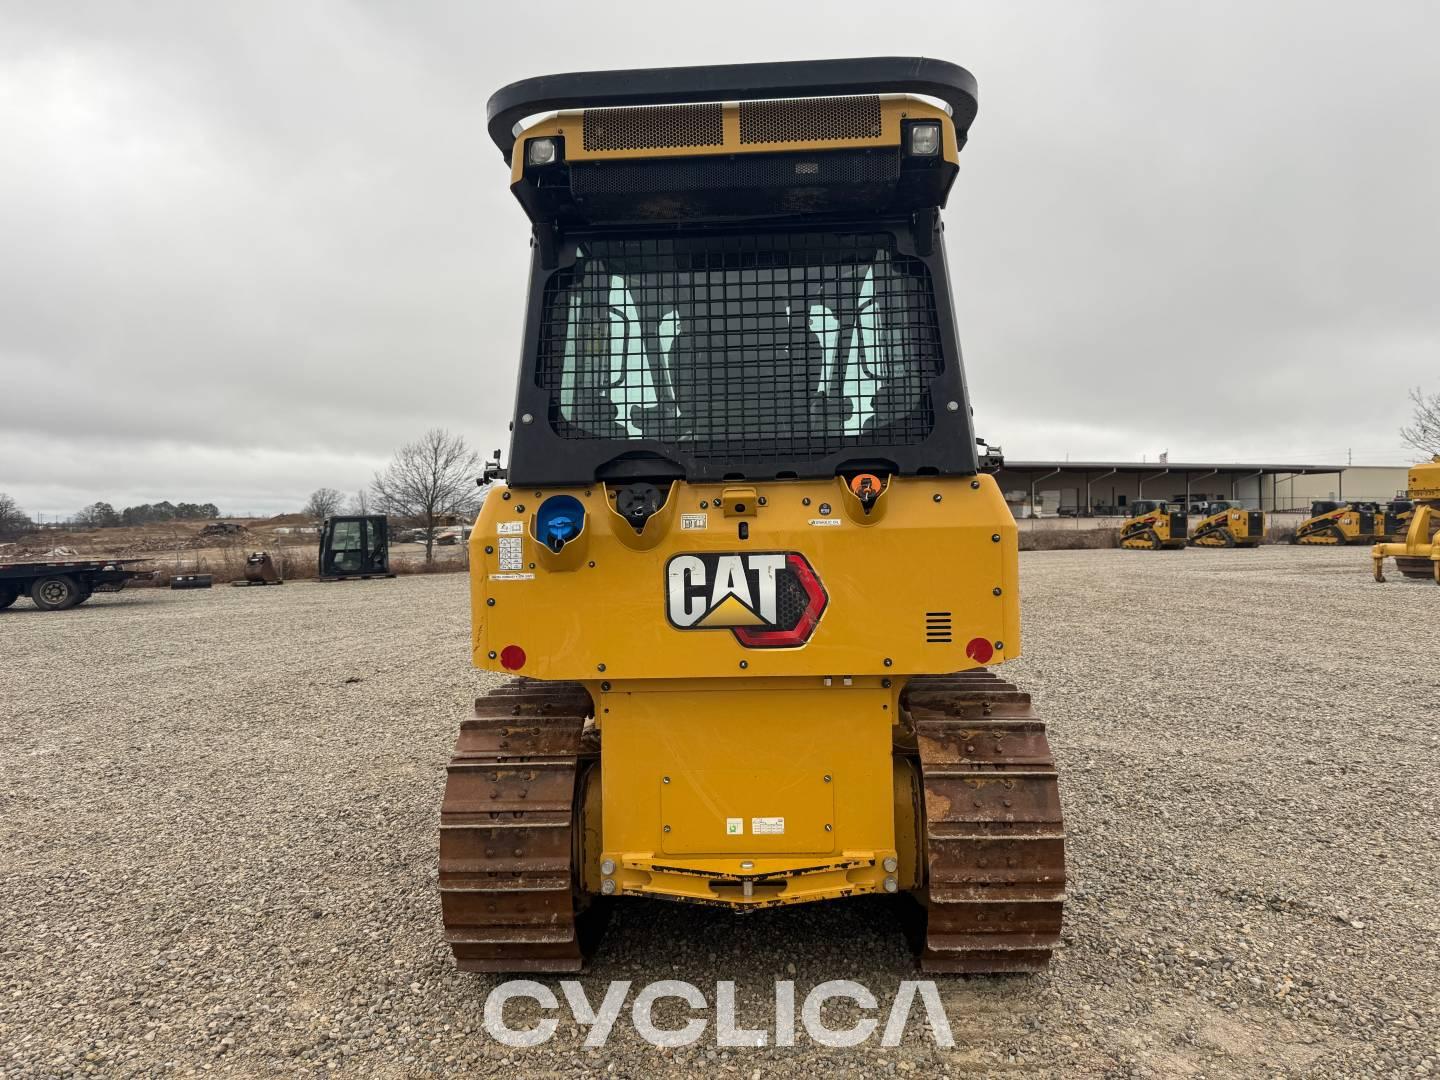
486,56,979,163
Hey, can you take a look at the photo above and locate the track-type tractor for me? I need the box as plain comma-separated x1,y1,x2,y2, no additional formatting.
1189,503,1265,547
1121,500,1188,549
438,58,1065,975
1373,457,1440,583
1292,501,1380,545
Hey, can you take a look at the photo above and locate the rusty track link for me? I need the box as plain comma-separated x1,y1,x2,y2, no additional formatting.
902,669,1065,973
438,679,602,973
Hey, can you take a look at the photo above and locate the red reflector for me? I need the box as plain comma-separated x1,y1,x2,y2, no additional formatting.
499,645,526,670
965,637,995,664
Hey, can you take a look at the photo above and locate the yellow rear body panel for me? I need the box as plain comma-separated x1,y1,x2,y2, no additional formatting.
596,680,896,907
470,474,1018,682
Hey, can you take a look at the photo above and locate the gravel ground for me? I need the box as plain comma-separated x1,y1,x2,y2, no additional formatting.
1,546,1436,1078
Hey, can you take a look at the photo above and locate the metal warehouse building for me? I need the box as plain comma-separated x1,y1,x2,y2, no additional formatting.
993,462,1412,517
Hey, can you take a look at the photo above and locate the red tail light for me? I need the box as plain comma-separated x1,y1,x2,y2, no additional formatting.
965,637,995,664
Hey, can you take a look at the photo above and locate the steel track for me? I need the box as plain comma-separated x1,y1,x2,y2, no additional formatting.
902,669,1066,972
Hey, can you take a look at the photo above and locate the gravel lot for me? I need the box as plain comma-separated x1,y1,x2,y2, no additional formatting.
1,546,1436,1078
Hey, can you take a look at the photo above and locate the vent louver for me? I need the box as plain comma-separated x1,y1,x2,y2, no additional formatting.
925,612,953,643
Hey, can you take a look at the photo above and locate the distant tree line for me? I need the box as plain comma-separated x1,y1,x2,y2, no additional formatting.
0,493,33,540
75,500,222,527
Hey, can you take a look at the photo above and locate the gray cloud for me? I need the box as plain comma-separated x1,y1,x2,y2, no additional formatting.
2,0,1436,516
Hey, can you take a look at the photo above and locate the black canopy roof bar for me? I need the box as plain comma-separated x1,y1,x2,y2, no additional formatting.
485,56,979,163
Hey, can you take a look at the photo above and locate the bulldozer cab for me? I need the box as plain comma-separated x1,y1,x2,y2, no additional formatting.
318,515,392,580
488,57,980,488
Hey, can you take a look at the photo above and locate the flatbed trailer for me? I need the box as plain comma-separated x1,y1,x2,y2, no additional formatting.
0,558,156,612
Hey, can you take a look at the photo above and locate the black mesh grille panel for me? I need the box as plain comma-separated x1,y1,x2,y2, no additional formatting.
536,231,942,465
739,95,883,144
569,150,900,196
583,103,725,151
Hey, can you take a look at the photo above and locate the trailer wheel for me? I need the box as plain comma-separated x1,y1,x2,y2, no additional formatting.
0,586,19,610
30,575,84,611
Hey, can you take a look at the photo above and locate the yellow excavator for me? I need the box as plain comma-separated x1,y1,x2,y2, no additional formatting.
1372,456,1440,583
1120,500,1188,549
1292,500,1381,545
1189,502,1265,547
438,58,1065,975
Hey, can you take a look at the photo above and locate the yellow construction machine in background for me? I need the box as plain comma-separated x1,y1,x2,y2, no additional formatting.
1121,500,1188,549
1372,456,1440,583
1189,503,1265,547
1292,501,1381,545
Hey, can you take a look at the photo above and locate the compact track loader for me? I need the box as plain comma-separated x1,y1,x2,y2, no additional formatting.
1378,498,1415,543
1292,501,1379,545
1189,503,1265,547
1373,457,1440,583
1120,500,1187,549
440,58,1064,975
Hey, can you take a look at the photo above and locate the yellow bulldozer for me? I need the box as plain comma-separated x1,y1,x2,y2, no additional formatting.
438,58,1065,975
1120,500,1188,549
1372,456,1440,583
1189,502,1265,547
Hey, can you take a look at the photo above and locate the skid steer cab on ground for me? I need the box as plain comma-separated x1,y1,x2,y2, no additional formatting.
1292,501,1380,545
1373,456,1440,583
1121,501,1188,549
1189,503,1265,548
318,516,395,581
438,57,1065,977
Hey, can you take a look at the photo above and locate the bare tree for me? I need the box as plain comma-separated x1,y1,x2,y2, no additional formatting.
303,487,346,521
1401,387,1440,458
0,493,34,540
347,488,370,516
370,429,480,562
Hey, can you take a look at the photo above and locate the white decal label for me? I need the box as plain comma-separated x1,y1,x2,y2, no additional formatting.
681,513,708,531
497,536,524,570
751,816,785,836
725,817,743,836
497,520,524,535
489,572,535,582
808,518,842,528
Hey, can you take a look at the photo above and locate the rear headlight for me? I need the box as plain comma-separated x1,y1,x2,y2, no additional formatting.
527,136,559,166
907,121,941,157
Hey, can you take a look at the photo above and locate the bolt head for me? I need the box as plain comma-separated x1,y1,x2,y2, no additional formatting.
883,856,898,873
600,858,616,876
883,876,899,893
600,878,616,895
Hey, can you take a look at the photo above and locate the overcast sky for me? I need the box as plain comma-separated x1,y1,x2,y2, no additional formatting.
3,1,1437,517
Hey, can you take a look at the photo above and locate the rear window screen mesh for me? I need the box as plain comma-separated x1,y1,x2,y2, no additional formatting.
536,232,942,464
